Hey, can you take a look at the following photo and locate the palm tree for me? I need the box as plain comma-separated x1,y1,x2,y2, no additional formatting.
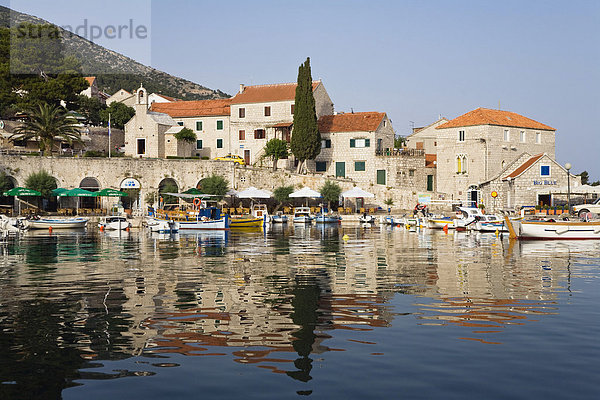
11,103,82,156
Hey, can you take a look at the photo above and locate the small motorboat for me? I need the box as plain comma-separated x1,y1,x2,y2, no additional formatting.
146,217,179,234
24,216,88,230
98,216,131,230
359,214,375,223
427,216,454,229
293,207,313,223
474,215,508,233
271,212,288,223
314,214,341,223
505,215,600,240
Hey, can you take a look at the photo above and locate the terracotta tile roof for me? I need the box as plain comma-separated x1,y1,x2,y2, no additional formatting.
231,81,321,104
503,153,545,179
425,154,437,168
84,76,96,86
318,112,385,133
150,99,231,117
436,108,555,131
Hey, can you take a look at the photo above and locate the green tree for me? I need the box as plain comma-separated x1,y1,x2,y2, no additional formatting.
199,174,229,200
174,127,196,143
11,103,82,156
578,171,589,185
273,185,294,206
264,138,289,171
394,136,406,149
320,180,341,210
25,170,57,198
74,95,106,126
290,57,320,174
99,102,135,130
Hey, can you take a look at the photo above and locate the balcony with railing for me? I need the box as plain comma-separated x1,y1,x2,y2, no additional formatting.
375,148,425,157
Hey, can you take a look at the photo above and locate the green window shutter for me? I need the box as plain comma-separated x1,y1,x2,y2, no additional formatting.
355,161,366,171
196,139,203,150
377,169,386,185
316,161,327,172
326,139,331,148
365,139,370,147
196,121,202,131
217,120,223,130
350,139,355,148
217,139,223,148
177,121,184,126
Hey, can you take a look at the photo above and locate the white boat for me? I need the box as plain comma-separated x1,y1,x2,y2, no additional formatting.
25,217,88,230
359,214,375,223
379,215,398,225
315,214,342,223
152,207,229,231
98,216,131,230
427,216,454,229
271,212,288,223
453,207,485,231
146,217,179,234
474,215,508,232
505,216,600,240
293,207,313,223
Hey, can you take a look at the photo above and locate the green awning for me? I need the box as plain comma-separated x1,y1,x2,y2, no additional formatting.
51,188,69,196
3,187,42,196
182,188,205,195
96,188,128,197
57,188,98,197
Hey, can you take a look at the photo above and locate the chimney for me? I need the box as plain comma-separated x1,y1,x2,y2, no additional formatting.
239,84,245,94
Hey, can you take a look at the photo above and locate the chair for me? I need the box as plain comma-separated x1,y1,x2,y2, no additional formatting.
236,207,243,215
315,207,321,214
360,207,366,214
345,207,352,214
369,208,375,214
283,206,291,214
338,207,344,214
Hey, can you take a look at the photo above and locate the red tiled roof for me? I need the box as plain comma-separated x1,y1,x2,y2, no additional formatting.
425,154,437,168
436,108,555,131
150,99,231,117
503,153,544,179
318,112,385,133
231,81,320,104
84,76,96,86
271,122,293,128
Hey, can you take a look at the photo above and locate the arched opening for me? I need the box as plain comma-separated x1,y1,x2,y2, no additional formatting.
120,177,142,212
0,174,17,215
79,177,100,209
158,178,179,208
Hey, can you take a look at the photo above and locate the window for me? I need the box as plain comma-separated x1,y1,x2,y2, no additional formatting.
239,130,245,140
239,108,245,118
520,130,526,143
409,169,415,177
458,130,465,142
350,138,370,148
504,129,510,141
264,106,271,116
254,129,265,139
217,120,223,130
196,139,203,150
427,175,434,191
136,138,146,155
316,161,327,172
456,154,467,173
291,104,295,114
177,121,184,126
321,139,331,148
354,161,366,171
377,170,386,185
540,165,550,176
216,139,223,148
536,132,541,144
196,121,203,131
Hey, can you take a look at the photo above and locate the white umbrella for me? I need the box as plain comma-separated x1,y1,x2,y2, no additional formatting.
341,187,375,198
289,187,322,198
236,186,272,199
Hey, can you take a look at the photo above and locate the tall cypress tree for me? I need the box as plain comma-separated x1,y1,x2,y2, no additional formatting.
291,57,321,173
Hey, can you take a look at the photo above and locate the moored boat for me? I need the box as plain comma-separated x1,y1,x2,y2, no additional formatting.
25,217,88,230
359,214,375,223
504,215,600,240
271,212,288,223
427,216,454,229
293,207,313,223
474,215,508,233
314,214,342,223
98,216,131,230
153,207,229,230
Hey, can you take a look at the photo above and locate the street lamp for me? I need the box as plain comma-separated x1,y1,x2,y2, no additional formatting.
565,162,572,213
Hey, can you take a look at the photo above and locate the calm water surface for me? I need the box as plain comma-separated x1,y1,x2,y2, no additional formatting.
1,225,599,399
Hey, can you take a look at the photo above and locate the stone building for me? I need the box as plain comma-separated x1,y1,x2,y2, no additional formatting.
150,99,232,159
411,107,557,205
229,81,334,165
405,118,448,155
308,112,395,185
106,89,134,107
80,77,109,104
123,85,192,158
479,153,579,212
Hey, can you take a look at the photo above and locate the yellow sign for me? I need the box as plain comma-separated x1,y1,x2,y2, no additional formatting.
491,191,498,198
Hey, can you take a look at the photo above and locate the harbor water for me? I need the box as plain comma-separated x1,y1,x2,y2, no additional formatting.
1,225,599,399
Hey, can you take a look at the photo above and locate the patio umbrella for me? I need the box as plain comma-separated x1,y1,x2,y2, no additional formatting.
289,187,321,206
236,186,272,199
58,188,98,214
96,188,128,197
183,188,204,195
3,187,41,214
51,188,69,196
342,187,375,212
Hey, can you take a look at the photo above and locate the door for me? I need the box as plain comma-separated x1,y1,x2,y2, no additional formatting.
244,150,251,165
336,162,345,178
137,138,146,155
467,185,479,207
427,175,434,191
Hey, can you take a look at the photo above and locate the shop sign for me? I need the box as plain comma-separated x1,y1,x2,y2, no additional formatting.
533,180,557,185
121,178,141,189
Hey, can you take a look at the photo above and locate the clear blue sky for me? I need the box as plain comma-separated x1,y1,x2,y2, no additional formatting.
7,0,600,179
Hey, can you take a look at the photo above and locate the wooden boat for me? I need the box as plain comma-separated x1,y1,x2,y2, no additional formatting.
271,212,288,223
427,216,454,229
474,215,508,233
230,216,263,228
379,215,398,225
293,207,313,223
146,218,179,234
25,217,88,229
315,214,342,223
153,207,229,230
98,216,131,230
504,216,600,240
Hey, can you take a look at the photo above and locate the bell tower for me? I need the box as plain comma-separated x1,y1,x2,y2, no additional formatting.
135,83,148,115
